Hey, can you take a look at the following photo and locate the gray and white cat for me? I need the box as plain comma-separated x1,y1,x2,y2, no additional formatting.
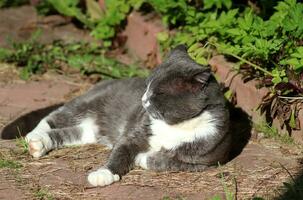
25,45,231,187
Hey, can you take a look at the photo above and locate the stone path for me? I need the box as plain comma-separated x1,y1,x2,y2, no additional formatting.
0,6,94,48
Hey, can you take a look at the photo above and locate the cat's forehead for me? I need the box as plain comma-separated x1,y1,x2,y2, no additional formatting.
147,62,200,84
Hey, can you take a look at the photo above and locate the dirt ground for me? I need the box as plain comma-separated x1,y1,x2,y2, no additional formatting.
0,64,303,200
1,5,303,200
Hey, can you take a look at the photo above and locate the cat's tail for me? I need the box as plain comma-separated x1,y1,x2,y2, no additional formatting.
0,103,63,139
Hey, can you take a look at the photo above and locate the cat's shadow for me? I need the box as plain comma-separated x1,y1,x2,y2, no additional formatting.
1,102,252,161
227,102,252,161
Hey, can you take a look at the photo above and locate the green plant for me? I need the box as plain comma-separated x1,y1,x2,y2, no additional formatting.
210,164,236,200
16,136,29,154
37,0,235,46
0,31,148,80
220,171,235,200
43,0,141,46
253,121,294,144
34,188,54,200
0,159,22,169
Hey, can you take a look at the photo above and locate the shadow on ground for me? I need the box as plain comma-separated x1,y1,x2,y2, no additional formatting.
277,168,303,200
228,102,252,161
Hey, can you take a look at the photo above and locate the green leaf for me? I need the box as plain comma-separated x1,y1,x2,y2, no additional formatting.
195,57,207,65
20,68,30,80
272,76,282,85
48,0,93,28
286,58,300,66
0,47,11,60
188,43,201,53
86,0,103,20
289,109,296,129
157,32,169,42
210,195,222,200
223,0,232,9
224,90,233,101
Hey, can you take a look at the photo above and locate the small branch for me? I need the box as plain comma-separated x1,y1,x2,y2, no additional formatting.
225,52,273,76
83,70,119,79
279,162,296,183
208,42,274,76
277,96,303,100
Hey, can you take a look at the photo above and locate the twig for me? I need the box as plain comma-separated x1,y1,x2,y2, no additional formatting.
83,70,119,79
279,162,295,183
208,42,274,76
277,96,303,100
233,177,238,200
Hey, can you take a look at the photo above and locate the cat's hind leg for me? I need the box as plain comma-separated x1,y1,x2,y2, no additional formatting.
136,151,209,172
26,117,100,158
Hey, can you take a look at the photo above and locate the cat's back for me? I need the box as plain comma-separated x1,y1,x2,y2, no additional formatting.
69,77,146,107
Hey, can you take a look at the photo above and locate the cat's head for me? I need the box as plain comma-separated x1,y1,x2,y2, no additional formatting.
142,45,213,125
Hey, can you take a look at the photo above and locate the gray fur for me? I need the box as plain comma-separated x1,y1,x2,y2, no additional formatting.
26,45,231,180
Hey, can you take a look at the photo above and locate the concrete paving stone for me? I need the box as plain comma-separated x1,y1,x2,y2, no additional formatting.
0,80,76,120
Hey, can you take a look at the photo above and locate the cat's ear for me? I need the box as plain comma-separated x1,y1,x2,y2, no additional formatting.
165,44,189,61
193,68,212,85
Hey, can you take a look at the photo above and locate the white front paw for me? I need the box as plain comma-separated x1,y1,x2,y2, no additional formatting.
135,153,149,169
25,132,52,158
88,168,120,187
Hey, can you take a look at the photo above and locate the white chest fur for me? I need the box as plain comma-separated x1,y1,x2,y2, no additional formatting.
135,111,219,169
148,111,218,151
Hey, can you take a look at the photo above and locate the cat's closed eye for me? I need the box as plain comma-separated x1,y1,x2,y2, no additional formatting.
154,91,165,96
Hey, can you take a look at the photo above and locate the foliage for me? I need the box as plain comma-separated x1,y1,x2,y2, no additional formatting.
41,0,139,47
0,159,22,169
0,31,148,80
16,137,29,154
253,121,294,144
153,0,303,92
156,0,303,131
34,0,232,46
210,164,236,200
34,188,54,200
35,0,302,93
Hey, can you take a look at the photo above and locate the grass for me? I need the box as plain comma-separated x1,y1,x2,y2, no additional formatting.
15,136,29,154
0,30,149,80
209,164,236,200
0,158,22,169
162,196,185,200
34,188,54,200
254,121,294,144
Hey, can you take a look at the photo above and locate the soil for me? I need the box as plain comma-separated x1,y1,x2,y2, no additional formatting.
1,5,303,200
1,64,303,200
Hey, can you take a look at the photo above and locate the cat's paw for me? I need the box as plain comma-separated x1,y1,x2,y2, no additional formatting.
25,132,52,158
135,152,149,169
87,168,120,187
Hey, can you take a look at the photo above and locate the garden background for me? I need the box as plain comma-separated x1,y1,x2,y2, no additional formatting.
0,0,303,199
